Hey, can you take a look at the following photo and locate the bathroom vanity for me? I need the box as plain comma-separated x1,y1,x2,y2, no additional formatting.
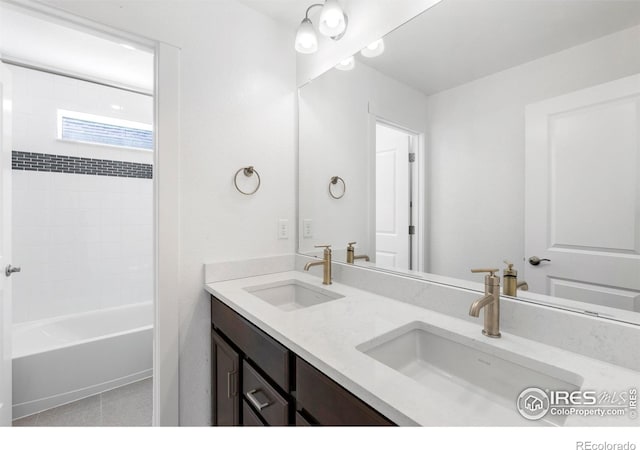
204,256,640,427
210,294,393,426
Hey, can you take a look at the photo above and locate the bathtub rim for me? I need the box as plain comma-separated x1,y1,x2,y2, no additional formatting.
12,302,153,359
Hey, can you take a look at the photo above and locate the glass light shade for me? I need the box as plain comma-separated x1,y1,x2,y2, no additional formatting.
335,56,355,71
360,38,385,58
295,18,318,54
318,0,346,37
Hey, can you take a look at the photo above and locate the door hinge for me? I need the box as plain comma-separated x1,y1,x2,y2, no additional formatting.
409,225,415,235
408,152,416,163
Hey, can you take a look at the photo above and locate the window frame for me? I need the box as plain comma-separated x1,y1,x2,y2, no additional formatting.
57,109,153,151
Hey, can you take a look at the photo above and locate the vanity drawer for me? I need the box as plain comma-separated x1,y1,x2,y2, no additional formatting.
211,296,291,391
295,357,394,426
242,400,266,426
242,360,289,426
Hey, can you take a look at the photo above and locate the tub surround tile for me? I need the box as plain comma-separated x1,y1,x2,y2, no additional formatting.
12,151,153,179
12,170,153,323
205,262,640,427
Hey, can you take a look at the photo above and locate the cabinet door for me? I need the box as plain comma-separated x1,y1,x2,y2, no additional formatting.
212,330,240,426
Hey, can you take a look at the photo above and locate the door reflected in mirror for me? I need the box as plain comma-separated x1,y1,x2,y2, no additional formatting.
297,0,640,323
375,122,419,271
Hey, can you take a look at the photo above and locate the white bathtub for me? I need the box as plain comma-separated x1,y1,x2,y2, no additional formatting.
12,302,153,419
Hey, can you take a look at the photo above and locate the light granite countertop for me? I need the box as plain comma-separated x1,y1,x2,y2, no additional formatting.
205,270,639,427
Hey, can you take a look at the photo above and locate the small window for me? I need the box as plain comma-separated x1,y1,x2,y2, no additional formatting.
57,110,153,151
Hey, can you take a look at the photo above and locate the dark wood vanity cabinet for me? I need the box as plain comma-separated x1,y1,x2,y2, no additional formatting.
242,400,265,426
211,296,293,426
210,295,395,426
242,360,289,425
212,330,240,426
295,357,394,426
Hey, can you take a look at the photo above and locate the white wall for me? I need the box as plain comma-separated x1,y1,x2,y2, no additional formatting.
11,66,153,323
296,0,441,86
299,60,427,260
11,66,152,164
425,25,640,281
42,0,297,425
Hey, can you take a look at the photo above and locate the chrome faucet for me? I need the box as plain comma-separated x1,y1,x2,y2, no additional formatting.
469,268,501,338
346,242,370,264
304,244,332,285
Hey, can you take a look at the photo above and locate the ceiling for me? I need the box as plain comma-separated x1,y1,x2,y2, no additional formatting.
238,0,314,30
0,5,154,92
356,0,640,95
237,0,640,95
3,0,639,96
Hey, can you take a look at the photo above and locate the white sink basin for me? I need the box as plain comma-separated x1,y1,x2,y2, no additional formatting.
244,279,344,312
357,322,583,426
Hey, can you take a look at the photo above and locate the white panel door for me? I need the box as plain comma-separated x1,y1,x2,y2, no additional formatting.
376,124,410,270
0,63,13,426
525,74,640,312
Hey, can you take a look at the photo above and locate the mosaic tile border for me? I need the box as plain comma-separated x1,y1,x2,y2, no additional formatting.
12,151,152,179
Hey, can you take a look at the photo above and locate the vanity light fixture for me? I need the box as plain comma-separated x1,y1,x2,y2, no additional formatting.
335,55,355,71
318,0,347,38
295,18,318,54
361,38,385,58
295,0,348,54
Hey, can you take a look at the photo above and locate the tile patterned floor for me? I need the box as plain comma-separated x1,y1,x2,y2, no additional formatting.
12,378,152,427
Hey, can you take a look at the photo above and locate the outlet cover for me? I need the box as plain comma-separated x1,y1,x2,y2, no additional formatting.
303,219,313,238
278,219,289,239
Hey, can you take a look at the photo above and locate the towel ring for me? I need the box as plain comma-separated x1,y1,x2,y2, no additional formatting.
329,176,346,199
234,166,261,195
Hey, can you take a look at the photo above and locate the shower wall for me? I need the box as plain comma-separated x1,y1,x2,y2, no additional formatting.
11,66,153,323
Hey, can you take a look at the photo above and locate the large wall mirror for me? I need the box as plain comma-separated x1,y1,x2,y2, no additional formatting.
298,0,640,324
